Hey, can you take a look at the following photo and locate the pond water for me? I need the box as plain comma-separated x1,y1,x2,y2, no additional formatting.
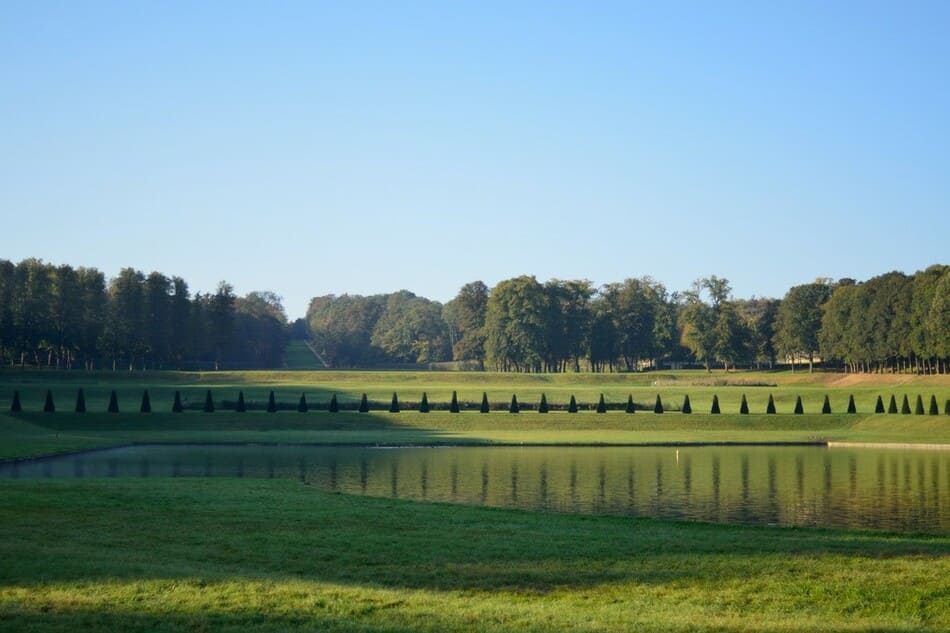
2,444,949,532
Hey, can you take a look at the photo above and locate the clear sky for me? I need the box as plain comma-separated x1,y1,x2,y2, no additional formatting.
3,1,948,319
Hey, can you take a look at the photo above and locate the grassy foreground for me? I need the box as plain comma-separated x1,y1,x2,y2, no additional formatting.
1,477,948,632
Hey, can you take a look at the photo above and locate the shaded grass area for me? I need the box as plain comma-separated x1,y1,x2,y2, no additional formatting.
0,369,947,461
1,478,948,632
3,409,950,461
2,368,948,416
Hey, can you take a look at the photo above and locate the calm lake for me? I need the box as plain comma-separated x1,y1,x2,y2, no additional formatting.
3,444,949,532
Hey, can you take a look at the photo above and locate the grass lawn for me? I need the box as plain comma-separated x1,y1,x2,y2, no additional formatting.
1,369,948,631
1,477,948,632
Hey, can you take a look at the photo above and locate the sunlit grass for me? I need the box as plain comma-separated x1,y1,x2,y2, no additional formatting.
1,478,947,632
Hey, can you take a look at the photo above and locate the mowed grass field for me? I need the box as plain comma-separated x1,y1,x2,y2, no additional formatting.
1,369,948,460
2,478,949,632
2,369,949,632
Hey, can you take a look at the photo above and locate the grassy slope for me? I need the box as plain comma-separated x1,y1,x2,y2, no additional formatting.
1,478,948,633
3,409,950,461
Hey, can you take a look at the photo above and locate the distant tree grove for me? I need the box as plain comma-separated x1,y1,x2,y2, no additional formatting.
2,258,946,373
307,265,948,374
0,258,288,369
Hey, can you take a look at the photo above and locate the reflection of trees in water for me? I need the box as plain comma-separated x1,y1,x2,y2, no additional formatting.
4,446,948,531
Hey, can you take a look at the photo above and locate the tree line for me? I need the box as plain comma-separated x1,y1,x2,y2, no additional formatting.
0,258,289,369
307,265,949,373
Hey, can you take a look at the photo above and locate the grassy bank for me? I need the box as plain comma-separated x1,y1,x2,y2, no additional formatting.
0,369,947,460
1,478,948,632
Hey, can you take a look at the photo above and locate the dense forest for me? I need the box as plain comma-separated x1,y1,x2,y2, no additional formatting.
307,266,950,374
1,258,946,373
0,258,288,369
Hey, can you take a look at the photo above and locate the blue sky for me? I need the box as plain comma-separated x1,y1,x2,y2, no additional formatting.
3,1,948,319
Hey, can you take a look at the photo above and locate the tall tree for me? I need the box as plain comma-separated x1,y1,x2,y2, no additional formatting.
484,276,549,372
775,280,833,372
447,280,489,365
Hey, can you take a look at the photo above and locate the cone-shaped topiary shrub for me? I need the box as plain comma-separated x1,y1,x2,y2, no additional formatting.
449,391,460,413
538,393,549,414
108,390,119,413
329,394,339,413
43,389,55,413
389,392,400,413
625,394,635,414
888,395,898,414
875,395,885,413
10,390,21,413
75,388,86,413
914,395,924,415
653,395,663,414
901,394,911,414
203,390,215,413
794,396,803,415
568,395,578,414
929,395,939,416
236,391,246,412
711,394,720,414
267,391,277,413
419,392,429,413
821,395,831,414
297,393,308,413
682,394,692,414
358,393,368,413
480,392,490,413
847,394,856,414
766,394,776,415
596,393,607,414
172,390,183,413
509,394,520,413
739,394,749,415
140,389,151,413
945,399,950,415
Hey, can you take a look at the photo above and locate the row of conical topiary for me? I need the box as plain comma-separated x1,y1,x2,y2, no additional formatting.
8,389,950,415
